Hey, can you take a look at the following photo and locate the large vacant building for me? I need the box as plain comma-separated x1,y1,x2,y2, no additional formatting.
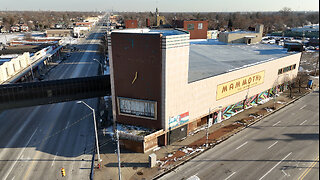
108,29,300,152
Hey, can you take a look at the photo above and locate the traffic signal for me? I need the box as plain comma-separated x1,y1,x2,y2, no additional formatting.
61,168,66,177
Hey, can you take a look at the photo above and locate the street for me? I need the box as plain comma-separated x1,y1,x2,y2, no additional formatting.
0,24,105,180
160,90,319,180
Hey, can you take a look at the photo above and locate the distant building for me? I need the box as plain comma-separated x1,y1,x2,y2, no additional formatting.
10,25,20,32
184,20,208,39
155,8,166,27
125,20,138,29
218,24,264,44
109,15,120,24
73,26,90,37
284,42,304,52
207,30,219,39
291,24,319,32
146,18,151,27
75,22,93,27
172,20,208,39
20,24,29,32
45,29,73,37
0,25,7,33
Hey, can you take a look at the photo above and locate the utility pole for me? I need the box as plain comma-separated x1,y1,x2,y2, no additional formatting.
206,108,210,147
273,76,279,109
314,57,319,76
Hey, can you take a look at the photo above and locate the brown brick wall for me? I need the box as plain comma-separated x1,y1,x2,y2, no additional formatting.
125,20,138,29
111,33,163,130
184,21,208,39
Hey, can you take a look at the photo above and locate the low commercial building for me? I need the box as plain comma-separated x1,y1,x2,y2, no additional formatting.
219,24,263,44
125,20,138,29
172,20,208,39
73,26,90,37
45,29,73,37
207,30,219,39
108,29,300,152
75,22,93,27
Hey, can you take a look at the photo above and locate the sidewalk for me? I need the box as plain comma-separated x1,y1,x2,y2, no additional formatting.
94,84,316,180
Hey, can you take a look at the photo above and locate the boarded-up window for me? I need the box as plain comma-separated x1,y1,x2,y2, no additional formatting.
187,24,194,30
118,97,156,119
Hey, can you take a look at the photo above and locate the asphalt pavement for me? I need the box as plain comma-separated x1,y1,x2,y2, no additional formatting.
160,90,319,180
0,24,105,180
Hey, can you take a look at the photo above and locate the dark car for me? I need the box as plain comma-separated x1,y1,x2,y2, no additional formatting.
38,74,45,81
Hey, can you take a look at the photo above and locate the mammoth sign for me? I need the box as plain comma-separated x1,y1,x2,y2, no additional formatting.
216,71,265,100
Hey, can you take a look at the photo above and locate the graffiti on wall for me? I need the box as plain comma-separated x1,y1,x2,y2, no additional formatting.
278,84,285,92
268,87,277,97
244,94,258,109
169,112,189,129
258,90,269,103
221,100,244,120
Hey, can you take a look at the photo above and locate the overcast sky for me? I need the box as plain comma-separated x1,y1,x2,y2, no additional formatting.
0,0,318,12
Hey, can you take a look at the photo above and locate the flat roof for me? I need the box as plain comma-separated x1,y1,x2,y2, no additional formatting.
223,30,257,34
188,39,296,82
112,28,187,36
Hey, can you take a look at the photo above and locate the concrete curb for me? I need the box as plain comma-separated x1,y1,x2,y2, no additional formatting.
152,91,312,180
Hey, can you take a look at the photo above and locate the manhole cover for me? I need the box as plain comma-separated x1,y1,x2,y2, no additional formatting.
137,171,143,175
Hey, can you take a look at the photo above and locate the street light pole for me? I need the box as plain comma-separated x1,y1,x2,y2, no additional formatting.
93,58,104,75
77,101,102,162
115,129,122,180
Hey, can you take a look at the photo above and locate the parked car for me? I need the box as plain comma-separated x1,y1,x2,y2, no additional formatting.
38,74,45,81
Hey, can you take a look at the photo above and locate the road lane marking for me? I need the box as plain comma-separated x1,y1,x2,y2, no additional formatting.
224,172,236,180
272,121,281,126
3,127,39,180
299,120,307,125
299,105,307,110
22,110,63,180
298,156,319,180
258,152,292,180
51,152,58,167
236,141,248,150
0,107,40,156
267,141,278,149
186,174,199,180
282,169,290,176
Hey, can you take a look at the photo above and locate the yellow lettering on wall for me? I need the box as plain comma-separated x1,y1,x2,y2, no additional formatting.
216,71,265,100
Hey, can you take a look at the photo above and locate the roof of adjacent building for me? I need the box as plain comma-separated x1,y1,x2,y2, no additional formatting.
188,39,297,82
222,30,257,34
112,28,188,36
